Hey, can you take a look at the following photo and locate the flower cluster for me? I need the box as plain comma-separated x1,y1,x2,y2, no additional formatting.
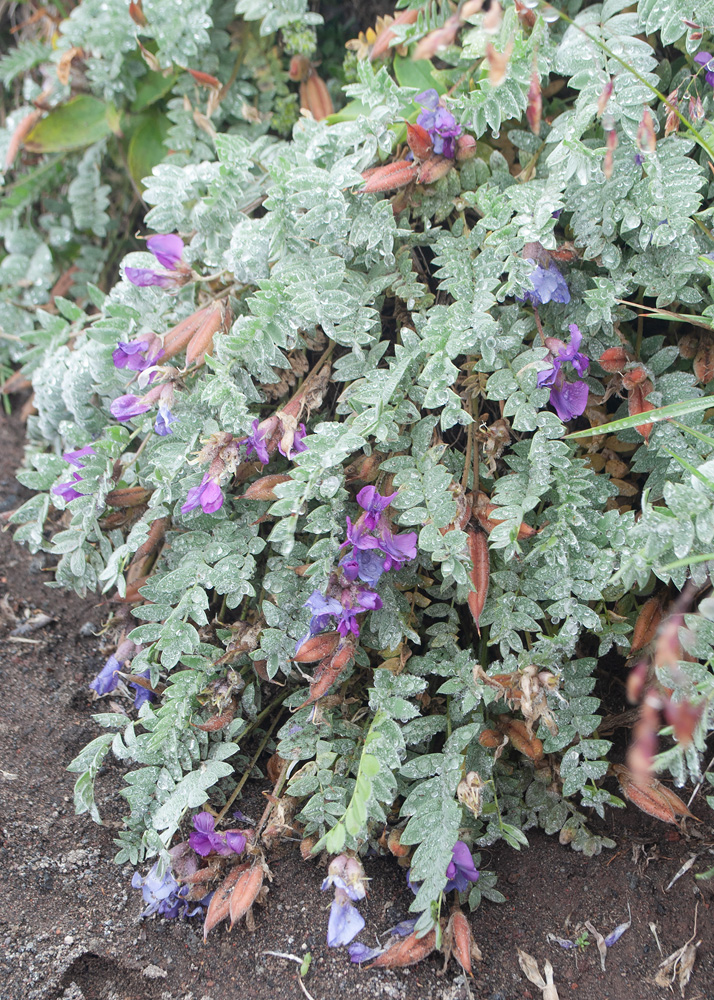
52,446,96,503
110,382,177,438
125,234,190,289
131,863,203,919
243,414,307,464
300,488,417,647
188,811,246,857
537,324,590,422
416,89,462,158
322,855,368,948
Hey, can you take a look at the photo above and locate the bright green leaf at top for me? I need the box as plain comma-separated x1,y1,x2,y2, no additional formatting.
393,55,445,95
24,96,115,153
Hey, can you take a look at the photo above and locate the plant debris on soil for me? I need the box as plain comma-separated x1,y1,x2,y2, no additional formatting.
1,409,713,1000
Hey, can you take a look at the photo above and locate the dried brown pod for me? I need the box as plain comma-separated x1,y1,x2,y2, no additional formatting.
612,764,698,825
299,71,333,120
443,909,482,977
228,863,265,928
185,300,228,367
466,528,490,634
203,864,249,938
369,8,420,61
361,159,418,193
630,595,663,653
239,473,292,501
496,716,544,760
369,927,437,968
478,728,502,748
406,123,433,161
293,631,341,663
417,154,454,185
387,827,410,858
627,383,655,441
598,346,630,372
298,639,356,707
162,307,211,359
105,486,153,508
693,340,714,384
194,706,235,732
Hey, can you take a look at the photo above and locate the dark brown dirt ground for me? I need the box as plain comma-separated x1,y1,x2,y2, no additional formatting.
2,406,714,1000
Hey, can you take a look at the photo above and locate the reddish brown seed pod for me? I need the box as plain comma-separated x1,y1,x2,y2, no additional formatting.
288,55,312,82
466,528,489,634
299,71,333,121
622,366,649,390
105,486,153,508
450,910,481,976
630,595,663,653
369,927,437,968
296,640,356,707
185,301,227,367
187,68,221,89
239,474,291,501
628,384,656,441
599,346,630,372
478,728,502,748
361,159,418,193
416,154,454,185
693,341,714,384
612,764,697,825
369,8,420,61
229,864,265,928
203,865,248,939
387,828,410,858
195,706,235,732
497,716,544,761
406,123,433,161
292,631,341,663
455,134,477,161
162,307,211,359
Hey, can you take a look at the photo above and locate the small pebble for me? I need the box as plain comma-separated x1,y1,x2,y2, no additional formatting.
64,935,74,945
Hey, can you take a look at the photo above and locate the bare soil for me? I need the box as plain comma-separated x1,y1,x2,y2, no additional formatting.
1,406,713,1000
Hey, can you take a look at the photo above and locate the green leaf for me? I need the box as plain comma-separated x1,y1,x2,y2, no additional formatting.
130,70,179,112
393,55,444,95
127,110,171,191
564,397,714,439
24,96,115,152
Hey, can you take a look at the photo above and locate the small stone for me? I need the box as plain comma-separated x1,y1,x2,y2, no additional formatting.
64,935,74,945
78,622,97,637
142,964,168,979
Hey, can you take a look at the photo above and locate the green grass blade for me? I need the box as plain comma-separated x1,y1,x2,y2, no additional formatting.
661,446,714,492
672,420,714,450
565,397,714,440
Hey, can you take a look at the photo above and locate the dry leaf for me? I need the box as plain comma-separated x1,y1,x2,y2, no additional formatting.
517,950,560,999
584,920,607,971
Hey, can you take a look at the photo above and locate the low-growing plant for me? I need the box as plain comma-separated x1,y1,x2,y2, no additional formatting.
3,0,714,962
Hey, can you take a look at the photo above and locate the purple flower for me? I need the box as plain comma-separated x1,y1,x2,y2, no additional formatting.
146,234,184,269
304,590,343,636
416,88,462,158
519,261,570,306
89,654,121,695
130,668,156,709
342,515,381,552
337,588,382,638
388,918,418,937
154,400,177,436
245,418,271,465
349,941,384,963
110,393,152,422
340,548,386,586
695,51,714,87
356,486,397,531
63,446,96,468
181,474,224,515
327,889,365,947
125,234,187,288
604,911,631,948
131,863,203,919
537,323,590,422
189,811,246,857
113,340,163,372
53,472,85,503
444,841,480,893
375,526,418,573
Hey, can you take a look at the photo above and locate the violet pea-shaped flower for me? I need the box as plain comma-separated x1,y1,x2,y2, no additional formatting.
154,399,177,437
416,88,462,158
356,485,397,531
63,445,96,468
695,51,714,87
519,261,570,306
181,473,224,515
337,588,382,638
130,668,156,709
327,888,365,947
125,233,188,288
110,394,152,422
113,340,164,372
89,654,121,695
52,472,84,503
537,323,590,422
376,526,418,573
444,840,480,893
304,590,343,636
